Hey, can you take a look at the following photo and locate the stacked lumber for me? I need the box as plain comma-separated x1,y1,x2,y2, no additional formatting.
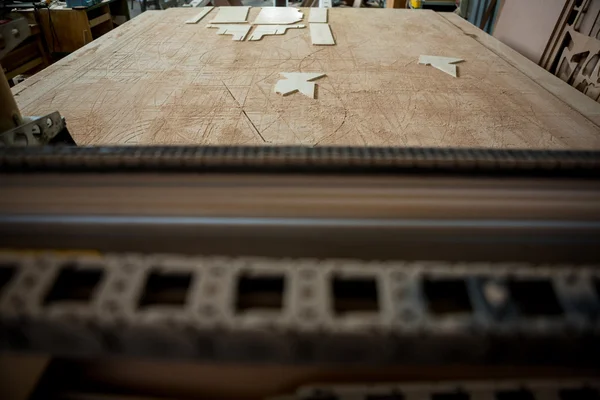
540,0,600,103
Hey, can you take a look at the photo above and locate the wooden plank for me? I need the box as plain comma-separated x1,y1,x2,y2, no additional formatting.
310,23,334,45
5,57,43,80
89,13,112,28
309,8,327,23
386,0,405,8
210,6,250,23
1,41,40,72
20,9,92,53
253,7,303,24
185,6,214,24
12,8,600,148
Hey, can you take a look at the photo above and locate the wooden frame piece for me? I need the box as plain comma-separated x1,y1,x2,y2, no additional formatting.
89,13,112,28
210,6,251,24
207,24,252,40
248,25,305,41
310,23,335,45
185,6,214,24
309,8,328,23
253,7,303,25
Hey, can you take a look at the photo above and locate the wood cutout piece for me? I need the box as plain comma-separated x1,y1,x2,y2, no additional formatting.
185,7,214,24
309,8,328,23
275,72,326,98
210,6,251,24
207,24,252,41
253,7,303,25
418,55,464,78
310,24,335,46
248,25,305,41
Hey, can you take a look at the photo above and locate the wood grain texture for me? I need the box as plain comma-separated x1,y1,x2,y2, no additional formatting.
12,8,600,148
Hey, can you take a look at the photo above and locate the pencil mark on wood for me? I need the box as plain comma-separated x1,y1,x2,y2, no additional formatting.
242,110,268,143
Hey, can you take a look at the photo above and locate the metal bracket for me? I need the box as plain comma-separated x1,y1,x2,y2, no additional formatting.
0,18,31,60
0,112,65,146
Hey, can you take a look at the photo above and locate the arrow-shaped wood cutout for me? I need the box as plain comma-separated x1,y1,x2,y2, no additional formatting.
274,72,326,98
419,55,465,78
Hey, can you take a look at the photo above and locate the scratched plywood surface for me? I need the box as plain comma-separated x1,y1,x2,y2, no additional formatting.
12,8,600,148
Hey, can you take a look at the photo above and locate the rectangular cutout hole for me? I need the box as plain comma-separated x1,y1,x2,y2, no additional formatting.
431,392,469,400
560,388,600,400
508,279,563,317
44,264,103,305
0,265,16,294
236,275,284,311
423,278,472,315
496,389,535,400
567,9,579,25
332,276,379,314
593,278,600,298
139,271,192,308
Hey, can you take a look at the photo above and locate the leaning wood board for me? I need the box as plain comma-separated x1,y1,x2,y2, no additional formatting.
12,8,600,148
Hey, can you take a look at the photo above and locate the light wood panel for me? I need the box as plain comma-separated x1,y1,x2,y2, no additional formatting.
309,8,328,23
209,6,250,23
253,7,303,24
185,6,214,24
493,0,566,63
309,23,335,45
12,8,600,148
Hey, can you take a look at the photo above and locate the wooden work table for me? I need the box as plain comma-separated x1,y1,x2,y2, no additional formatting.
11,7,600,148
